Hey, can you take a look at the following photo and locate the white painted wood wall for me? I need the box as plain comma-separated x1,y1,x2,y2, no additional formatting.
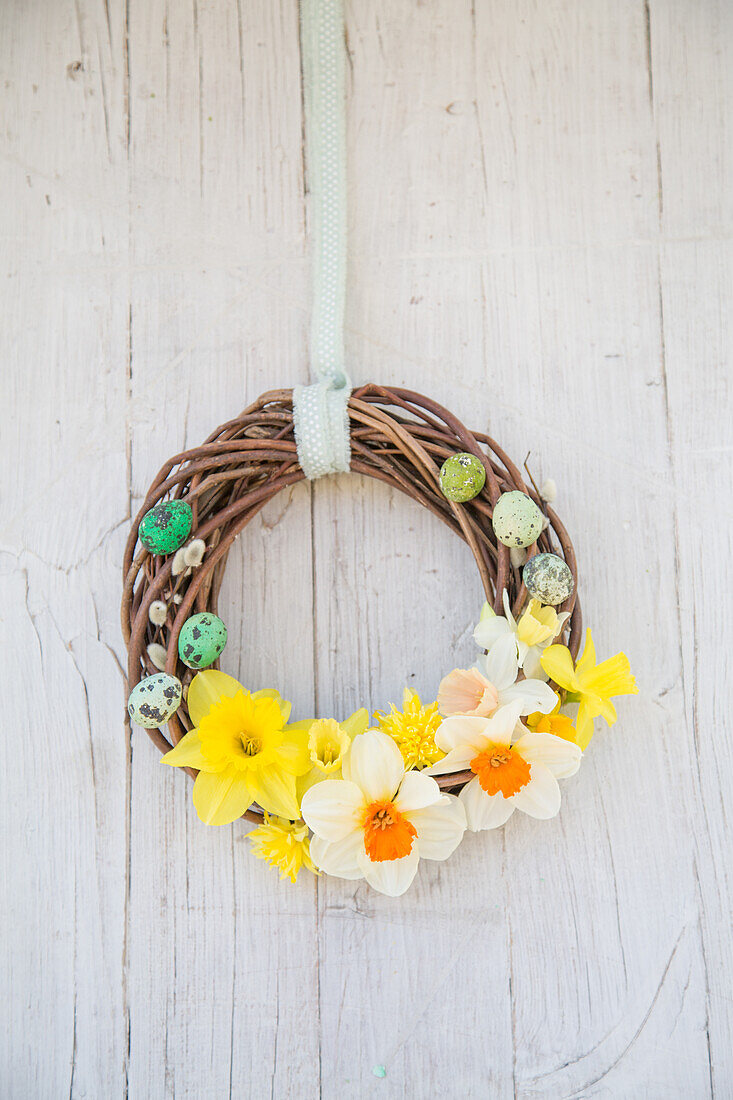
2,0,731,1096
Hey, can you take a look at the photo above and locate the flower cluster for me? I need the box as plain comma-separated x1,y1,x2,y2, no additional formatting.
162,598,636,896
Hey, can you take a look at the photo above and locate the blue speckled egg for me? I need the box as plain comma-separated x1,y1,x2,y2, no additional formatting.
523,552,575,605
178,612,228,669
127,672,182,728
492,491,544,548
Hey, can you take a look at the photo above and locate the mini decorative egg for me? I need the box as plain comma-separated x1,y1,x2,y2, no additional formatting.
439,453,486,502
522,552,575,605
492,490,544,548
139,500,193,556
127,672,182,728
178,612,228,669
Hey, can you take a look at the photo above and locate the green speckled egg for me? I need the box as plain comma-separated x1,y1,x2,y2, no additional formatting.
492,490,544,548
127,672,182,728
139,500,193,555
439,453,486,502
523,552,575,605
178,612,228,669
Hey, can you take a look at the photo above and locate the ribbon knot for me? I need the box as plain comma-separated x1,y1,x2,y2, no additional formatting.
293,375,351,479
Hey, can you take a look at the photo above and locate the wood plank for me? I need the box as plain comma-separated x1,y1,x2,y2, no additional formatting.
0,0,130,1095
651,2,732,1091
124,1,319,1096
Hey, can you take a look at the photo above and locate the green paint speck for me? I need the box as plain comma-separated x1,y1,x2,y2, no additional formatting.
372,1065,386,1079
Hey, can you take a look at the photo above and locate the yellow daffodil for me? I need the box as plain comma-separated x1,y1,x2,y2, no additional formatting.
540,630,638,749
247,813,318,883
374,687,445,770
526,698,577,743
293,709,370,799
162,670,311,825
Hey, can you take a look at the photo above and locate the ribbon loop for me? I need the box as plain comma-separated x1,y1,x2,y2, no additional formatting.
293,0,352,479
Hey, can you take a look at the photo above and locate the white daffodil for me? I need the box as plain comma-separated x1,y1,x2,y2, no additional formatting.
427,702,581,831
438,632,558,720
473,591,569,681
301,730,466,896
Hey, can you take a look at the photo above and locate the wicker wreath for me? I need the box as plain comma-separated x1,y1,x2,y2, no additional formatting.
121,384,637,893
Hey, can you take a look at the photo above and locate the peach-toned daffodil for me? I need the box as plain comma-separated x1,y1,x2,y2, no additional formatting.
427,702,581,831
301,730,466,896
474,591,569,680
162,670,311,825
438,630,558,720
540,629,638,749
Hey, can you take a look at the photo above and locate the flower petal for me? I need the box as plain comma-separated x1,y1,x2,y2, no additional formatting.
513,731,582,778
575,628,596,677
411,795,466,860
359,849,420,897
161,729,206,769
473,615,511,652
309,831,364,880
434,715,491,754
301,779,365,841
540,644,578,691
521,647,547,681
459,776,514,831
348,730,404,801
482,631,521,690
187,670,245,726
341,708,370,739
251,688,292,724
424,745,478,776
497,678,558,715
394,770,443,813
248,767,300,819
484,700,525,744
192,767,253,825
574,700,596,750
510,761,561,818
275,730,312,775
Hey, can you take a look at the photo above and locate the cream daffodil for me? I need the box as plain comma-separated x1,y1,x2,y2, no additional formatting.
473,591,569,680
438,631,558,720
293,709,370,798
162,670,311,825
427,702,581,831
540,629,638,749
301,730,466,896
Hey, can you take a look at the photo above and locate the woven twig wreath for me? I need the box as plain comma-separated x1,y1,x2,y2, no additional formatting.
122,384,583,829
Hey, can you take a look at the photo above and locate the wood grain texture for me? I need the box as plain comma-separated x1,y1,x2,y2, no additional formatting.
1,0,730,1097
